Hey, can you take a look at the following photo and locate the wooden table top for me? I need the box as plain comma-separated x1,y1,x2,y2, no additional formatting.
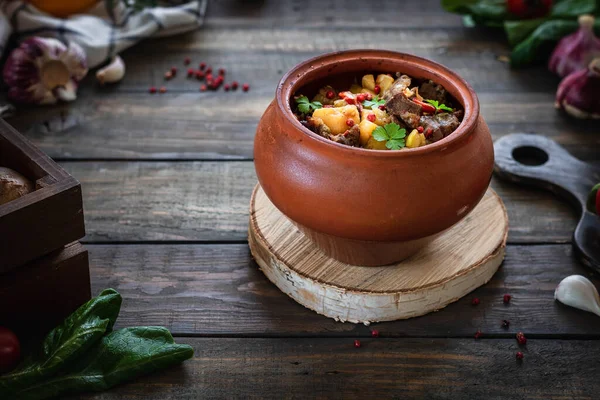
6,1,600,398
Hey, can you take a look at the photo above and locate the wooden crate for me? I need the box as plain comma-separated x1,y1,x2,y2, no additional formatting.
0,119,85,272
0,242,91,335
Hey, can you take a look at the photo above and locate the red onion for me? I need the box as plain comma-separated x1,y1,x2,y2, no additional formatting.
3,37,88,105
549,15,600,78
555,57,600,119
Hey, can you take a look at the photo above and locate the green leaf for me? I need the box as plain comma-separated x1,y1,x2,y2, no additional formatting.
425,99,440,108
510,19,579,67
386,139,406,150
425,99,454,113
504,18,546,47
0,289,122,394
372,126,389,142
442,0,508,26
11,327,194,400
550,0,596,18
295,95,322,114
438,104,454,112
362,97,386,109
372,123,406,150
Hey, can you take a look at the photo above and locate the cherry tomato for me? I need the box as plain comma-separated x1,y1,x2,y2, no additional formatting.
0,326,21,374
507,0,552,19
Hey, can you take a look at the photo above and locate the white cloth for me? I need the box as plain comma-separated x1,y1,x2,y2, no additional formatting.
0,0,207,68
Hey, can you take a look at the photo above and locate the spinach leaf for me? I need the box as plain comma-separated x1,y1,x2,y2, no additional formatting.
550,0,596,18
504,18,546,46
14,327,194,400
442,0,508,26
0,289,121,393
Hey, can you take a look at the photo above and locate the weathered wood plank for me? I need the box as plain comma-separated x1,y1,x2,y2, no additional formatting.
205,0,464,28
72,338,600,399
63,161,577,243
8,92,598,161
88,244,600,337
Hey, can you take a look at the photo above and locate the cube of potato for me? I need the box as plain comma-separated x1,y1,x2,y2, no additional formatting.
406,129,427,148
359,119,379,146
362,74,375,91
333,99,347,107
366,135,388,150
376,74,395,94
350,84,363,94
360,88,376,96
312,105,359,135
361,108,390,126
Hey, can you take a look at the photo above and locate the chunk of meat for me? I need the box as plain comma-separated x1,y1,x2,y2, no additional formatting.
419,80,448,104
383,75,412,101
385,93,422,129
328,125,360,147
304,117,332,138
419,112,461,142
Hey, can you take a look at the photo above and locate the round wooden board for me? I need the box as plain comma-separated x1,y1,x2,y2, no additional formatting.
249,184,508,324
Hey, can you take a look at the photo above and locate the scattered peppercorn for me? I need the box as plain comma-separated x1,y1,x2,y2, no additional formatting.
326,90,335,99
224,84,230,91
196,71,205,80
502,319,510,329
206,73,213,81
516,332,527,345
474,329,482,339
371,330,379,338
184,57,191,65
149,86,157,94
365,93,373,101
425,128,433,137
164,71,173,80
516,351,524,360
356,93,366,103
200,84,207,92
503,294,512,304
187,68,195,77
374,85,381,94
219,68,226,76
170,66,177,75
417,126,424,133
367,113,376,123
199,62,206,70
242,83,250,92
354,340,361,348
378,105,386,111
232,81,239,90
159,86,166,93
346,119,355,127
472,297,480,306
206,67,213,74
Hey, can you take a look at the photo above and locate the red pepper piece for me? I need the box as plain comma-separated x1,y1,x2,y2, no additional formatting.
412,98,436,113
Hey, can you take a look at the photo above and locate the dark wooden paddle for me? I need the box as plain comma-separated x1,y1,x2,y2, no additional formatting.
494,133,600,272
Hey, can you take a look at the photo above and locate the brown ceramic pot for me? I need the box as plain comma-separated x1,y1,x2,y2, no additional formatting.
254,50,494,266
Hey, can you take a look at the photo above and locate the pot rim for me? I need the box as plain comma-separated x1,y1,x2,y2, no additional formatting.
276,49,480,157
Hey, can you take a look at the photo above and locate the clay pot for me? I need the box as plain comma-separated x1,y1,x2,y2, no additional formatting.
254,50,494,266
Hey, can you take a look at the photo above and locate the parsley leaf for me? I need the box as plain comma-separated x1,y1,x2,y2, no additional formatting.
372,123,406,150
362,96,386,109
295,95,322,115
425,99,454,113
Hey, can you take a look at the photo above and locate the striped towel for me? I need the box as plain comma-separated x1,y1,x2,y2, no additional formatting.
0,0,208,68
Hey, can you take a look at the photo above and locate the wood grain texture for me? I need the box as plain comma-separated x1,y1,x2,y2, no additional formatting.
62,161,576,244
71,338,600,400
249,185,506,322
87,243,600,337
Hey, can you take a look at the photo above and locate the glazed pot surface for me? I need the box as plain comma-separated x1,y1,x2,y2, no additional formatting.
254,50,494,254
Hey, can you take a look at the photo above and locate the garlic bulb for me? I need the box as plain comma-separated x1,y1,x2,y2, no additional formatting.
549,15,600,78
3,37,88,105
555,275,600,317
555,57,600,119
96,56,126,85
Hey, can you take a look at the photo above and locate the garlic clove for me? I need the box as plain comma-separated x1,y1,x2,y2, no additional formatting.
555,275,600,317
96,56,126,85
549,15,600,78
555,57,600,119
55,80,78,102
2,37,88,105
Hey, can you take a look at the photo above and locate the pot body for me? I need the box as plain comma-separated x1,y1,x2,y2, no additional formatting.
254,50,494,265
